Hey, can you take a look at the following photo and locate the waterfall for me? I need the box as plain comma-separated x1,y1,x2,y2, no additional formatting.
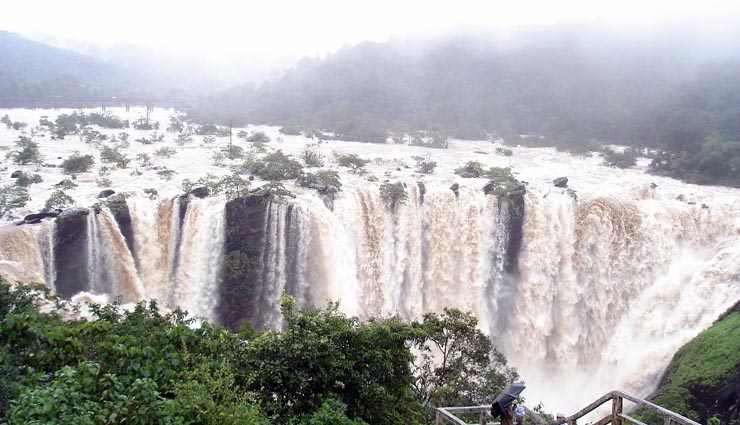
127,195,180,307
0,224,49,284
86,208,145,302
1,176,738,415
171,197,227,322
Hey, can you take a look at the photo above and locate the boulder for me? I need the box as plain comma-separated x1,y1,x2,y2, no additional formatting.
55,208,91,298
458,170,479,179
219,196,269,331
190,186,209,198
10,170,22,178
483,181,495,195
23,211,59,224
553,177,568,188
417,181,426,204
450,183,460,197
97,189,115,198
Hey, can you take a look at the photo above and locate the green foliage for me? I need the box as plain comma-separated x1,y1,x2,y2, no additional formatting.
100,145,129,169
279,126,302,136
175,133,193,146
633,306,740,424
0,114,11,128
650,133,740,187
156,168,177,181
61,152,94,174
0,185,29,218
246,132,271,144
182,174,250,199
413,155,437,173
411,308,518,413
6,136,41,165
54,178,78,190
44,189,74,211
602,147,638,168
298,170,342,194
136,152,152,167
484,167,526,199
244,296,423,424
132,118,158,131
454,161,485,178
337,153,369,174
14,172,42,187
167,115,184,133
143,188,159,200
247,150,303,180
379,182,408,210
302,145,324,167
224,144,245,160
251,181,295,200
154,147,177,158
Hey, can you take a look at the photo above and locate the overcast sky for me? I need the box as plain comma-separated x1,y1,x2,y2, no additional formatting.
3,0,740,82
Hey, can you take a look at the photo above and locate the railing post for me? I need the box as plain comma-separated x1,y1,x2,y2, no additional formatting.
612,396,623,425
436,409,442,425
663,418,672,425
480,410,487,425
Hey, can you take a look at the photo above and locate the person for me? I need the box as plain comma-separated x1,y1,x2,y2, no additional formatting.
500,403,515,425
514,404,525,425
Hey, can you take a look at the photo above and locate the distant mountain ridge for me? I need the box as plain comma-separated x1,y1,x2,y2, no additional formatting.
0,30,133,97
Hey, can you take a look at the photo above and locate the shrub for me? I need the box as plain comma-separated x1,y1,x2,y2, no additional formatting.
61,152,94,174
337,154,369,174
454,161,485,178
279,126,302,136
14,173,43,187
379,182,408,210
246,132,270,144
154,147,177,158
157,168,177,181
248,150,303,180
7,136,41,165
136,153,152,167
0,185,29,217
602,147,638,168
44,190,74,211
298,170,342,194
143,188,159,199
302,146,324,167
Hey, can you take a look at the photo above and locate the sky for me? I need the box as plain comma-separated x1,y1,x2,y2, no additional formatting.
3,0,740,82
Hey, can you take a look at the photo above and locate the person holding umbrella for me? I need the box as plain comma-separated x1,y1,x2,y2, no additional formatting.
491,382,526,423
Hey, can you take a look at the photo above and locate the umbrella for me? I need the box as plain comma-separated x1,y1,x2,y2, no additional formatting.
491,382,526,418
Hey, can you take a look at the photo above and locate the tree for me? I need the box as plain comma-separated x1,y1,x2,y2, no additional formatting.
298,170,342,194
61,152,94,174
218,174,251,200
379,182,408,211
0,185,29,218
14,173,42,188
43,190,74,211
154,147,177,158
302,145,324,167
244,296,423,424
7,136,41,165
412,308,518,412
248,150,303,180
337,154,369,174
136,153,152,167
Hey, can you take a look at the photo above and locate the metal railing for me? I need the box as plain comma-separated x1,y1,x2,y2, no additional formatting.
436,390,701,425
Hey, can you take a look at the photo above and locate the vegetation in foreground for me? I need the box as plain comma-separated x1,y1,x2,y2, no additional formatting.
0,281,517,424
633,301,740,425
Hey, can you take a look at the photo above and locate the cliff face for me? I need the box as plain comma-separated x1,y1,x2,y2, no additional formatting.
640,301,740,424
218,195,268,331
54,208,89,297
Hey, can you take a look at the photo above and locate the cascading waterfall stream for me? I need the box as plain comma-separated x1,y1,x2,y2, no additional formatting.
0,178,737,415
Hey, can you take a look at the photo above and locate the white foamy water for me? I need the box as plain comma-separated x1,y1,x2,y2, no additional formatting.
0,107,739,416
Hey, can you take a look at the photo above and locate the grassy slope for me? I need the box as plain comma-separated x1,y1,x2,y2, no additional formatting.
637,302,740,424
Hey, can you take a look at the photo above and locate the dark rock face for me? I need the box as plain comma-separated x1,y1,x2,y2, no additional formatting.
54,208,90,298
97,189,115,198
107,194,136,262
553,177,569,188
450,183,460,197
458,170,479,178
483,181,495,195
10,170,22,178
218,196,268,331
502,192,525,275
417,181,426,204
190,186,209,198
22,211,59,224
